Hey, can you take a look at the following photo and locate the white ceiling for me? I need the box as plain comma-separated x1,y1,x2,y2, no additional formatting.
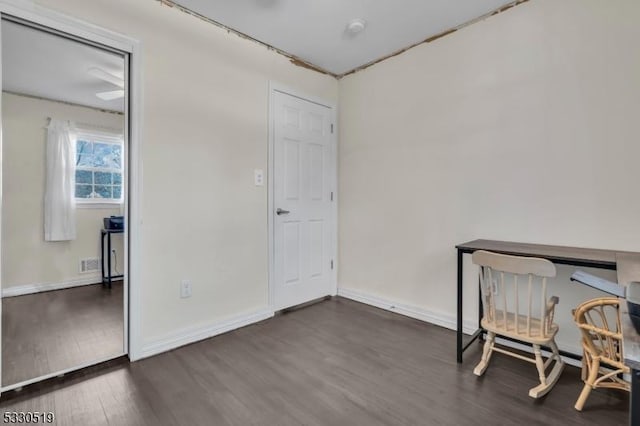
1,2,514,107
174,0,514,75
2,21,125,112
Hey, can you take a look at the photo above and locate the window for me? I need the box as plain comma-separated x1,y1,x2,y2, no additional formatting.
75,132,123,203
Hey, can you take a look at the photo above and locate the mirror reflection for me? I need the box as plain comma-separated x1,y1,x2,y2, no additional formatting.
1,20,126,387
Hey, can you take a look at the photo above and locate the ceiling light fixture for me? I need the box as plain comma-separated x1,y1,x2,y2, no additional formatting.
347,18,366,34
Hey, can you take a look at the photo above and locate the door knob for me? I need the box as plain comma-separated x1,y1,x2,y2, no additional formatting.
276,208,290,215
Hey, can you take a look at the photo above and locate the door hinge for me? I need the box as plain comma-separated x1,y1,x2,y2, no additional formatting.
330,191,334,201
331,260,334,270
331,123,334,134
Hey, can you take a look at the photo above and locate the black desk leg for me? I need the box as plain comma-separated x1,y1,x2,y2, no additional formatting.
632,369,640,426
107,231,112,288
478,270,484,340
101,231,105,286
457,248,463,363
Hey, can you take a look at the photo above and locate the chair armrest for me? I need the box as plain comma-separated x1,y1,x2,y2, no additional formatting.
546,296,559,314
544,296,560,334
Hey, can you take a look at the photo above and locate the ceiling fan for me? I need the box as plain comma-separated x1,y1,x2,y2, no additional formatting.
88,67,124,101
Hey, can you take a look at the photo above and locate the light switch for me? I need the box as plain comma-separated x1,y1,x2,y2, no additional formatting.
254,169,264,186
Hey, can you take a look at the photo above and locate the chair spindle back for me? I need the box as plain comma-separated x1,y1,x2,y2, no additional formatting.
473,250,558,339
573,297,624,368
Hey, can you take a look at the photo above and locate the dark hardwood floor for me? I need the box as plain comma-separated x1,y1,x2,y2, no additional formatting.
2,281,124,386
0,297,628,425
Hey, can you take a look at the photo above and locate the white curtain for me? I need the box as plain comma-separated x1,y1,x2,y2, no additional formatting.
44,119,76,241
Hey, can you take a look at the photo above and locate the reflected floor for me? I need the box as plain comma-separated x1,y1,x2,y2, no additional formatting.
2,281,123,386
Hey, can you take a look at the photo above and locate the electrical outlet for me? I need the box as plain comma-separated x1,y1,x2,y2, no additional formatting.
180,280,192,298
254,169,264,186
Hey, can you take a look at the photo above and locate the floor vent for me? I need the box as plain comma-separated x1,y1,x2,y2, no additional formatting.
80,258,100,273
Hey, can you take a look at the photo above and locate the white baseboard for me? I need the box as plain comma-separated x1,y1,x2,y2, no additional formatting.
138,308,274,360
338,287,477,334
337,286,582,367
2,276,102,298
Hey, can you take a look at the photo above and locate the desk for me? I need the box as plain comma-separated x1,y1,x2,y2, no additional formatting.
101,228,124,288
455,239,640,424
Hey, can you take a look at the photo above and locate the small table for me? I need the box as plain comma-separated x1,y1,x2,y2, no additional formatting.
101,228,124,288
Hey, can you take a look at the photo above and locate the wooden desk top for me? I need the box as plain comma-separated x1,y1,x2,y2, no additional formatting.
456,239,621,269
456,239,640,370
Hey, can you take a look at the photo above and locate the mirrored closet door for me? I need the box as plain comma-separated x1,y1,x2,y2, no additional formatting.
1,18,128,389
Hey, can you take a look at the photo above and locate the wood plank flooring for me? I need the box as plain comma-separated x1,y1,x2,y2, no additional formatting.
0,297,628,425
2,282,124,386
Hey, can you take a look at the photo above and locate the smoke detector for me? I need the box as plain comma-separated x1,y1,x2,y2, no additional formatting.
347,18,366,34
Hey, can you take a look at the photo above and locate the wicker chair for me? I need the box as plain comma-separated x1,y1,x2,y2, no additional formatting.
573,297,630,411
472,250,565,398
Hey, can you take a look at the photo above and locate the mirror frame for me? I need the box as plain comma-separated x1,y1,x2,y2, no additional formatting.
0,0,143,393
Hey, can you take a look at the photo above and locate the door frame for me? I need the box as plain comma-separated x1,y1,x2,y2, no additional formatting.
0,0,144,392
267,82,338,311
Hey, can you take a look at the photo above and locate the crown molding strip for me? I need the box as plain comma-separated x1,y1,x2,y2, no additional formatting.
156,0,337,78
338,0,530,79
156,0,530,80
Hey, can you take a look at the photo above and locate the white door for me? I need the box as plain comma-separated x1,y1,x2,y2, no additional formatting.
272,90,335,310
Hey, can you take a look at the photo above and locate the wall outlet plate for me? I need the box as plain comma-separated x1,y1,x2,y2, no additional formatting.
254,169,264,186
180,280,192,298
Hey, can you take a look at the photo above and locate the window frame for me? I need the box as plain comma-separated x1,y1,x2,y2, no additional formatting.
74,129,124,207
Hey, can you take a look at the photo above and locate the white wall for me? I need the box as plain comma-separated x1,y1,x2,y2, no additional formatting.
24,0,637,360
2,93,123,294
28,0,338,352
338,0,640,354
